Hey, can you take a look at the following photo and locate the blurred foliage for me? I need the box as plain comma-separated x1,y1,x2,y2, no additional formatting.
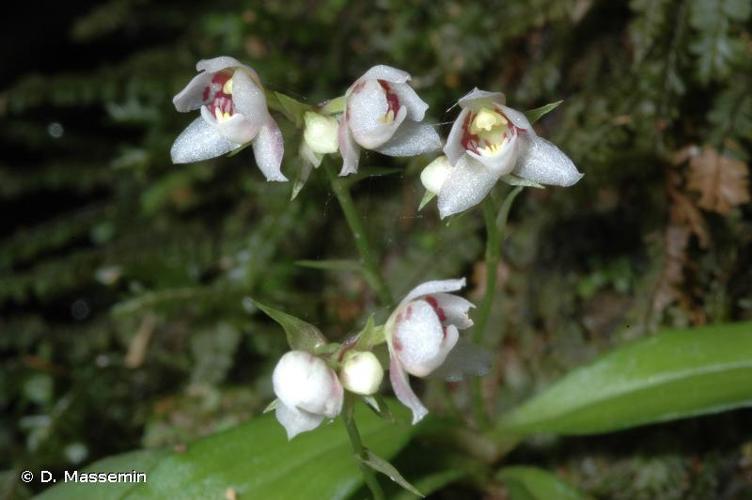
1,0,751,498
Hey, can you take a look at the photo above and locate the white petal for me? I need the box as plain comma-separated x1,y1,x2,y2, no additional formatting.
499,104,534,134
170,117,237,164
513,135,583,187
275,402,325,440
437,157,499,219
393,300,459,377
173,71,213,112
458,88,506,110
374,121,441,157
216,113,259,145
431,293,475,329
428,338,491,382
444,108,470,164
389,354,428,424
196,56,244,74
232,69,269,131
272,351,343,417
402,278,467,304
357,65,411,85
348,80,407,149
252,117,287,181
465,132,519,176
338,114,361,175
391,82,429,121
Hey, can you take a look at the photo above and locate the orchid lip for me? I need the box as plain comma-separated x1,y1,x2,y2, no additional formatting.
377,79,401,124
205,70,236,122
460,106,523,156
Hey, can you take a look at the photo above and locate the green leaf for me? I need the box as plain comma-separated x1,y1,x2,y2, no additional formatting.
37,449,168,500
354,315,386,350
688,0,749,85
524,100,563,124
359,448,424,498
291,160,315,201
253,300,328,353
40,400,413,500
418,190,436,211
273,92,312,127
498,466,586,500
392,469,466,500
295,259,363,273
496,322,752,436
320,95,346,115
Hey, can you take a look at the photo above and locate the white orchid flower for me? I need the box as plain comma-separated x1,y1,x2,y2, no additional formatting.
272,350,344,439
171,56,286,181
386,278,486,424
339,65,442,175
424,88,583,218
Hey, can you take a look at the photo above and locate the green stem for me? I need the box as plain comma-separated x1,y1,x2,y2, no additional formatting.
343,397,385,500
325,162,395,308
471,187,523,428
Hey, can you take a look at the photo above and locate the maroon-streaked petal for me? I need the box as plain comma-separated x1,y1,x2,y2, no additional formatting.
402,278,466,304
498,104,535,134
170,116,237,164
389,354,428,424
443,108,470,164
393,300,447,377
338,113,361,176
391,82,429,121
252,116,287,181
432,293,475,329
374,121,441,157
173,71,214,112
348,79,407,149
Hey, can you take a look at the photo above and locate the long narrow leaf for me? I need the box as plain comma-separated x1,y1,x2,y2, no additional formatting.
39,401,413,500
497,322,752,436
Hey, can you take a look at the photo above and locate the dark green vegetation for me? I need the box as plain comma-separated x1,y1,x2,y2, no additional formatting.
2,0,751,498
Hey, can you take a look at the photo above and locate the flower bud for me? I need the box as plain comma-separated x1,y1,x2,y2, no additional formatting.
339,351,384,395
303,111,339,155
420,156,452,194
272,350,343,438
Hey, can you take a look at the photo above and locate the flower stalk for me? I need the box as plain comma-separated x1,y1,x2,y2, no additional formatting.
342,396,385,500
325,161,394,308
471,186,523,427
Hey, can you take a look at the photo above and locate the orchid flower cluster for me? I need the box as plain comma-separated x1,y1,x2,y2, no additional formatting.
268,278,485,438
170,57,582,439
171,57,582,217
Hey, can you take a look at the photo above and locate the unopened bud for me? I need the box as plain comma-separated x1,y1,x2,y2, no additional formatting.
303,112,339,154
420,156,452,194
273,350,343,418
339,351,383,395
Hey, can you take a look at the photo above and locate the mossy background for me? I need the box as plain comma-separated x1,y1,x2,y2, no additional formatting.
1,0,751,497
